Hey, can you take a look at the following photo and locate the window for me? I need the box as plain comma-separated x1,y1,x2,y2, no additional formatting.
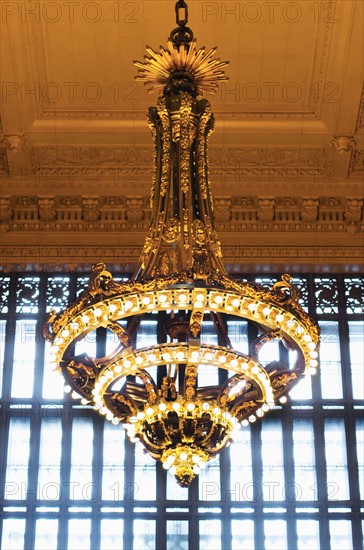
0,274,363,549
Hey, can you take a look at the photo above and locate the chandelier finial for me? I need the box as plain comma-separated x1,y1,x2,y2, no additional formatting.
134,0,228,96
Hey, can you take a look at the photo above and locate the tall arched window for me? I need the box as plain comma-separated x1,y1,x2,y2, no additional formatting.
0,274,363,549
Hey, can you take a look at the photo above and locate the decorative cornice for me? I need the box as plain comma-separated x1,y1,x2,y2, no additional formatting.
0,195,362,234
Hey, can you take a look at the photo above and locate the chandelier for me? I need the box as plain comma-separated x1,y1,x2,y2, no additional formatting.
44,0,319,487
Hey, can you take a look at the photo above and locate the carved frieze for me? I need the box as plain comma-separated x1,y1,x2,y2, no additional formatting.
29,146,331,181
1,244,363,273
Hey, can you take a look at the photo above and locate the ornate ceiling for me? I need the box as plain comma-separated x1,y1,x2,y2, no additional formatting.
0,0,363,272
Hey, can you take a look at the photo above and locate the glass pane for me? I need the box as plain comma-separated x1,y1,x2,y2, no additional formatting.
230,428,253,501
67,519,91,550
259,339,280,367
291,277,309,311
344,277,364,314
134,442,156,500
356,419,364,500
100,519,124,550
46,276,70,312
74,330,97,357
197,362,219,386
231,519,254,549
319,321,343,399
76,277,89,296
43,341,64,399
5,418,31,500
70,419,94,500
105,322,127,356
348,321,364,400
199,456,220,501
102,423,125,501
199,519,221,550
314,277,338,314
37,418,62,500
227,320,248,353
0,276,10,313
166,520,189,550
133,519,156,550
293,420,317,501
264,519,287,550
0,320,6,396
16,276,40,313
324,419,350,500
11,320,37,398
289,363,312,400
261,420,285,501
34,519,58,549
329,520,353,550
296,520,320,550
1,519,26,550
136,320,158,348
166,472,188,501
200,321,218,345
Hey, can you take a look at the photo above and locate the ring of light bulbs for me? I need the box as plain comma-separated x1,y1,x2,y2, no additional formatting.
53,285,319,421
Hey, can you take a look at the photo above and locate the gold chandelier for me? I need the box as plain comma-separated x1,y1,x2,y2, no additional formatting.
44,0,319,487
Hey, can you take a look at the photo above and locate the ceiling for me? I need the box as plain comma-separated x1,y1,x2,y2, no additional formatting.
0,0,363,273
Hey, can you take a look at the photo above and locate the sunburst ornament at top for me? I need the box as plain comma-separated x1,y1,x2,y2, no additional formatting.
134,39,228,96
